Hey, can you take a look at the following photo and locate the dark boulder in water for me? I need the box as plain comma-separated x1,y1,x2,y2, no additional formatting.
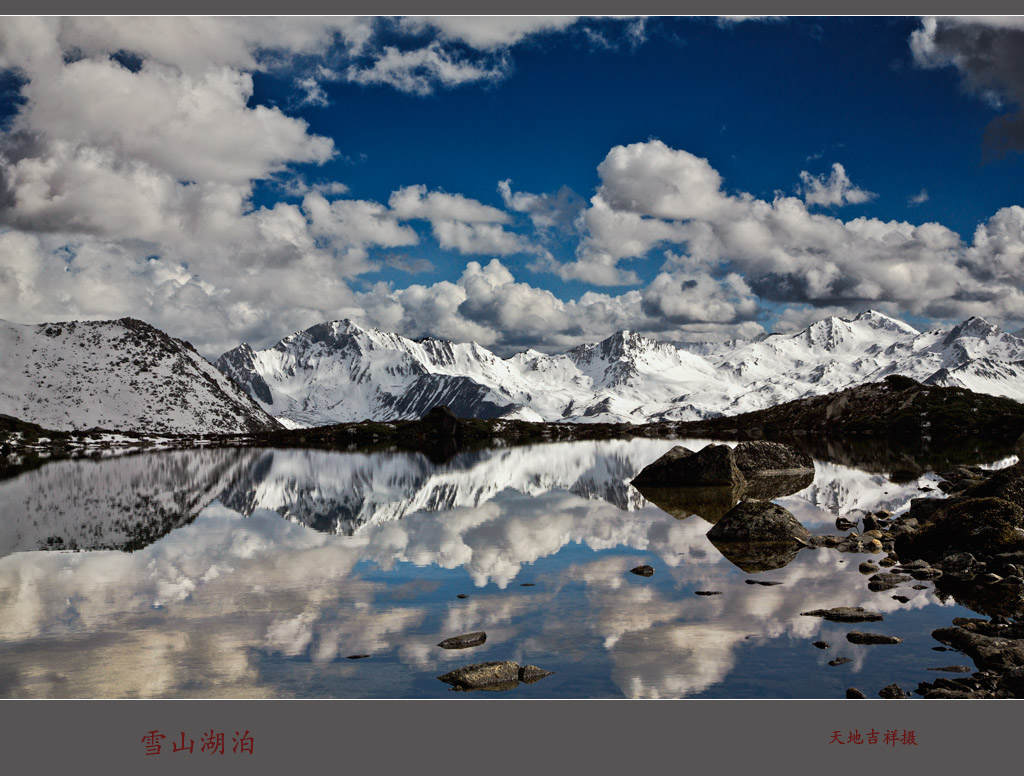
733,441,814,475
707,500,811,573
707,500,811,545
437,631,487,649
631,444,745,487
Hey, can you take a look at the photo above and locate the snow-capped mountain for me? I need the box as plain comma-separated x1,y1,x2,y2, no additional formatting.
217,310,1024,427
0,448,261,556
0,318,281,434
218,439,682,534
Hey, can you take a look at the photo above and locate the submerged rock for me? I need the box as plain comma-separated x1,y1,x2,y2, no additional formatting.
801,607,884,623
518,665,554,684
836,517,858,531
846,632,903,645
742,470,815,501
633,483,745,523
711,540,802,573
867,572,913,592
828,657,853,666
629,565,655,577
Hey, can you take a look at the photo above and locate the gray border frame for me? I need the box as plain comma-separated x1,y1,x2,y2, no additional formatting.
2,6,1021,772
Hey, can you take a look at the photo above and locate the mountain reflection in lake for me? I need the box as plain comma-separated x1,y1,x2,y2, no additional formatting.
0,439,1013,698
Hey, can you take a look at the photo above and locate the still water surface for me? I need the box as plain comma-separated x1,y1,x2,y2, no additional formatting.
0,439,1008,698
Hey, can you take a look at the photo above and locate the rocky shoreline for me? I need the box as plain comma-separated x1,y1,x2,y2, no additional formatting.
633,439,1024,698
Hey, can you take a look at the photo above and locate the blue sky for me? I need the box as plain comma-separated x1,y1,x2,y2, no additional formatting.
2,16,1024,356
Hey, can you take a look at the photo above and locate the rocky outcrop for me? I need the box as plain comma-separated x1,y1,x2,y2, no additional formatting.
895,497,1024,562
733,441,814,474
631,444,743,487
632,441,813,489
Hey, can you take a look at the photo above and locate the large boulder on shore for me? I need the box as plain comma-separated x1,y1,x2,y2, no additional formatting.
733,441,814,475
960,462,1024,509
632,444,745,487
896,497,1024,563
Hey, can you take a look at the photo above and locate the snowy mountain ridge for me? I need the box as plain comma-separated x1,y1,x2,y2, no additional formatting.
0,317,281,434
216,310,1024,427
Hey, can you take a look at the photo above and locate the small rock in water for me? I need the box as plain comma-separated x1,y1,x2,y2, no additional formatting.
931,646,951,651
436,661,554,691
829,657,853,666
801,606,884,623
836,516,858,531
520,583,536,587
695,590,722,596
912,585,928,590
927,665,972,673
519,665,555,683
812,641,830,649
847,631,903,645
437,631,487,650
892,595,911,603
878,683,909,699
346,654,371,660
858,562,879,574
437,661,521,691
845,688,867,699
630,565,655,577
879,557,898,567
755,580,782,586
456,594,470,599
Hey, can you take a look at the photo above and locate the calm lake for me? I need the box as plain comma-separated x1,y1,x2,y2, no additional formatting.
0,438,1013,698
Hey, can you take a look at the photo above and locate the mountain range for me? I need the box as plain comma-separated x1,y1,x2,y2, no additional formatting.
215,310,1024,428
4,310,1024,434
1,440,936,555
